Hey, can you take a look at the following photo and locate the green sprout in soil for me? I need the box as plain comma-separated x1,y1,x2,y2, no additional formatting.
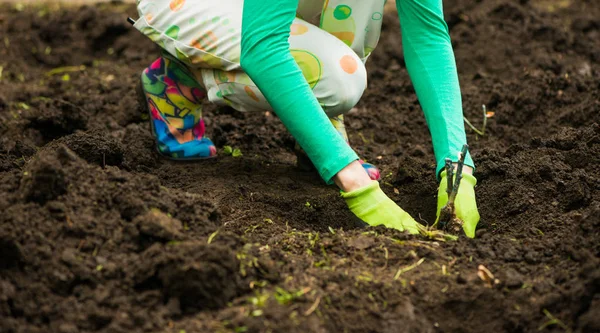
314,245,331,268
223,145,242,157
16,102,30,110
250,309,263,317
249,280,268,289
380,246,389,270
248,290,270,308
464,104,493,137
244,224,260,234
357,132,370,144
356,272,374,283
237,244,261,277
45,65,86,77
538,309,571,332
308,232,319,248
274,287,310,305
207,230,219,244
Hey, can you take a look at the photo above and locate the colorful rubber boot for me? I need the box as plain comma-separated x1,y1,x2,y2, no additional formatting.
139,57,217,159
295,115,380,181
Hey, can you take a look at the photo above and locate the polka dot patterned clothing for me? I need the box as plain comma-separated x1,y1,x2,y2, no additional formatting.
134,0,384,116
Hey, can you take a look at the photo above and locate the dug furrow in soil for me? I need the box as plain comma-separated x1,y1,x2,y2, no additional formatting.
0,1,598,332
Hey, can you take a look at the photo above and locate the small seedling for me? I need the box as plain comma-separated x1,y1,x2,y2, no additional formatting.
223,146,242,157
232,148,242,157
437,144,469,232
248,291,270,307
45,65,86,77
207,230,219,244
274,287,309,305
538,309,571,332
464,104,493,137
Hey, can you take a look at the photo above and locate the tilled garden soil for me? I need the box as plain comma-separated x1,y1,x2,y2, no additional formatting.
0,1,599,332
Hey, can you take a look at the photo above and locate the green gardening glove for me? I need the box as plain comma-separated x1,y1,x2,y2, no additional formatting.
341,181,420,234
436,171,480,238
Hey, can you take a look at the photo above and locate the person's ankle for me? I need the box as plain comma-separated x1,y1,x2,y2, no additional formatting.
334,161,373,193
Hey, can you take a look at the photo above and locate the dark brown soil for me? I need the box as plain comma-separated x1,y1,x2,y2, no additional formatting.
0,1,599,332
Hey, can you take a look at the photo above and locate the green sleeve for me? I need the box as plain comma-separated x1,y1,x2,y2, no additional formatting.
396,0,474,178
240,0,358,183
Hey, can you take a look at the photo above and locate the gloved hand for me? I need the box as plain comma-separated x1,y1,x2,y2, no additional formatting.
341,181,420,234
436,170,480,238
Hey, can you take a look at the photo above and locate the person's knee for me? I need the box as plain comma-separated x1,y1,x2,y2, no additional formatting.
321,54,367,117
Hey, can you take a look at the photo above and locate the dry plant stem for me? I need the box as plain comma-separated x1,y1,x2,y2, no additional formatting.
448,144,469,205
437,145,469,229
445,158,454,198
437,159,455,229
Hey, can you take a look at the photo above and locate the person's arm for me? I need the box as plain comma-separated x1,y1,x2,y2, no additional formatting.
240,0,357,184
241,0,420,234
397,0,480,237
396,0,474,178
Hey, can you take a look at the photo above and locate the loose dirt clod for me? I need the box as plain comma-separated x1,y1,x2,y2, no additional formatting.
135,209,183,241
